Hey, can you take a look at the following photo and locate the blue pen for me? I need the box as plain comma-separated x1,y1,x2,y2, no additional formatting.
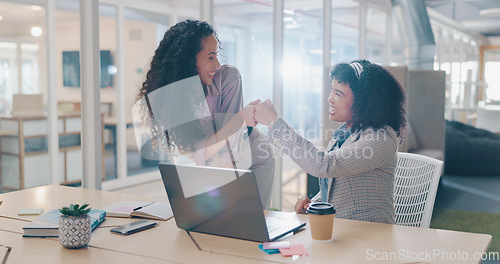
133,202,154,211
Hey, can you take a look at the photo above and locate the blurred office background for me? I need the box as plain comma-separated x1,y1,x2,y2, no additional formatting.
0,0,499,219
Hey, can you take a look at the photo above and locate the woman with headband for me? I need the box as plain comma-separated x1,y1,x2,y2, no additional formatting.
255,59,405,223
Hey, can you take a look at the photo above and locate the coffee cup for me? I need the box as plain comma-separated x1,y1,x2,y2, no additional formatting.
306,202,336,242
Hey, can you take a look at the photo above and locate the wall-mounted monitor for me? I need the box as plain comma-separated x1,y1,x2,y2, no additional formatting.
62,50,115,89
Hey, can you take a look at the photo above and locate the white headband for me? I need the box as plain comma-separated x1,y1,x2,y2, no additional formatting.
350,62,363,79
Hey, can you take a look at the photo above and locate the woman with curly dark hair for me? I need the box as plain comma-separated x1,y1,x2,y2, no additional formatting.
255,59,405,223
139,19,224,97
134,20,275,208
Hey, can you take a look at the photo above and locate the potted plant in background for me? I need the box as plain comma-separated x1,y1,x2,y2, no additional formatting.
59,203,92,248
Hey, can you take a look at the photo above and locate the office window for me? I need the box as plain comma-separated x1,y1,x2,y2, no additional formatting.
0,59,10,102
331,0,359,65
22,60,37,94
213,0,278,205
214,0,273,104
366,5,387,64
391,17,404,66
0,42,17,103
280,0,325,210
21,43,40,95
465,59,479,107
431,20,481,122
485,50,500,101
451,61,461,106
283,0,323,140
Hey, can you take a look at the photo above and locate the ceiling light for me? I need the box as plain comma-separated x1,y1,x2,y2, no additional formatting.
480,8,500,17
0,16,3,21
309,49,337,54
107,65,118,75
31,26,42,37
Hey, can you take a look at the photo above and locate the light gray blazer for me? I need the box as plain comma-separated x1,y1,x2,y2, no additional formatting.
267,118,397,223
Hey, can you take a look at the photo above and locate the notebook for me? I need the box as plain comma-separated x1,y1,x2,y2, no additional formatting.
22,209,106,237
100,201,173,221
11,94,44,117
158,164,306,242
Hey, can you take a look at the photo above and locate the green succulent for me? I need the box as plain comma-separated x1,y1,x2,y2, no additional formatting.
59,203,91,216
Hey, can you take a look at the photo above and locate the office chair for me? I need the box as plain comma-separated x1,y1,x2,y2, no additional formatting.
394,152,444,228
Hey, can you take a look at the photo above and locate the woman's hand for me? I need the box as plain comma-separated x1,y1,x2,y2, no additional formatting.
255,99,279,127
238,99,260,127
294,195,311,214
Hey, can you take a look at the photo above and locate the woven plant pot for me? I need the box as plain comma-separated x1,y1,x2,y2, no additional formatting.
59,214,91,248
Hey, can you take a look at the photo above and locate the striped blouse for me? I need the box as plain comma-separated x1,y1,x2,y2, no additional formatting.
267,117,397,224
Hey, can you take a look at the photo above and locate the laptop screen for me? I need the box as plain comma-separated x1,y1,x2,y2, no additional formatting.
173,165,246,198
159,164,270,242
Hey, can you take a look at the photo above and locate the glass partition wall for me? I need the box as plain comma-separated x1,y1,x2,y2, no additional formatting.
214,1,273,104
0,0,486,215
0,0,175,193
366,3,387,64
98,4,118,181
120,8,170,181
432,26,481,124
484,49,500,101
331,0,359,65
94,4,172,185
0,0,394,207
280,0,324,211
0,1,51,192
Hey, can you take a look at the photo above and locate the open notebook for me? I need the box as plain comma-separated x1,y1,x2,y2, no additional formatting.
100,201,173,221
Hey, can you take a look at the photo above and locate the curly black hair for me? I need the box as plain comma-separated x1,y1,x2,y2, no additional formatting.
138,19,219,99
137,20,220,155
330,59,406,137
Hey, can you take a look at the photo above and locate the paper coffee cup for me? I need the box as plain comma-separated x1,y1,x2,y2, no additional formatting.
306,202,336,242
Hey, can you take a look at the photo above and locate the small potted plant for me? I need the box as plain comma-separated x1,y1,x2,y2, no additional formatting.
59,203,91,248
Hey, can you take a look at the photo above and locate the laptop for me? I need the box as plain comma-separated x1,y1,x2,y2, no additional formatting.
11,94,44,117
159,164,305,242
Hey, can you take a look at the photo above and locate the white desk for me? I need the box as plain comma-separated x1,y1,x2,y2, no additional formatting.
0,225,172,264
191,212,493,263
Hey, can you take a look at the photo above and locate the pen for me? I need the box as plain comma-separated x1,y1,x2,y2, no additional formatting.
133,202,154,211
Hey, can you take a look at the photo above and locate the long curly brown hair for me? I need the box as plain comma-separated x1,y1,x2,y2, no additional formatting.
135,20,220,156
138,19,219,101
